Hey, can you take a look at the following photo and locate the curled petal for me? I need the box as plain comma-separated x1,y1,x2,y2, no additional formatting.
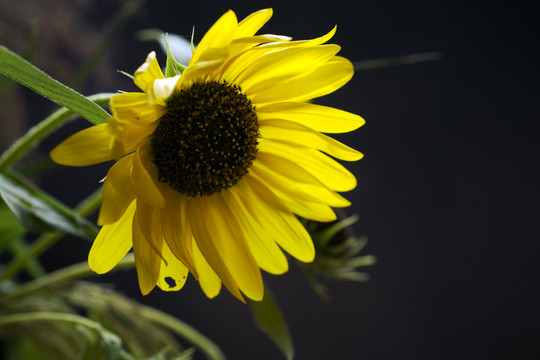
110,92,166,124
147,75,180,104
134,51,165,91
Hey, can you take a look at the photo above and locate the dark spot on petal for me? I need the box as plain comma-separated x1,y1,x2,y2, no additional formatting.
164,276,176,288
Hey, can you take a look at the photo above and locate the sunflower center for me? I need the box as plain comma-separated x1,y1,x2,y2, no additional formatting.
150,80,259,197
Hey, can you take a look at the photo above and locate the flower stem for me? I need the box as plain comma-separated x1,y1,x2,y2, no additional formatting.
0,311,134,360
2,253,135,301
137,304,226,360
0,187,103,282
6,236,45,278
2,254,226,360
0,93,114,172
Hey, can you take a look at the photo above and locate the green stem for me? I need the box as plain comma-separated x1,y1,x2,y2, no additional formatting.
2,254,225,360
0,310,107,330
6,237,45,278
2,254,135,301
0,187,103,282
138,304,226,360
0,93,114,172
0,311,133,360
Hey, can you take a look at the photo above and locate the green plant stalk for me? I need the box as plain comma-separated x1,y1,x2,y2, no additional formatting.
0,93,114,172
0,311,108,332
0,187,103,282
2,253,134,301
0,311,134,360
3,254,225,360
6,237,45,278
137,304,226,360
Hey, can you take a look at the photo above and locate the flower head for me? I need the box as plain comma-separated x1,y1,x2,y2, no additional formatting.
50,9,365,301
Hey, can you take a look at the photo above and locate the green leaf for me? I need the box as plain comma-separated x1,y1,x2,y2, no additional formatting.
0,171,98,239
0,198,25,250
248,286,294,360
0,312,123,360
0,45,110,125
136,29,190,75
98,330,123,360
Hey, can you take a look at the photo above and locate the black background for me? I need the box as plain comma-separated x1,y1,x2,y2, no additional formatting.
4,0,540,359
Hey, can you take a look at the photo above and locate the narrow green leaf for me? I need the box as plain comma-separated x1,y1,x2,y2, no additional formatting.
0,45,110,125
0,198,25,249
136,29,190,73
0,312,123,360
248,286,294,360
0,171,98,239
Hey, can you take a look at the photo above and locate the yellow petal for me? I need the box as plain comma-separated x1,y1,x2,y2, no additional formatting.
207,193,264,300
249,163,339,222
98,153,136,225
237,45,341,92
249,56,353,104
110,92,166,124
147,75,180,104
134,51,165,91
156,240,189,292
227,187,288,274
136,199,165,262
260,139,357,192
237,177,315,262
180,48,229,85
130,142,165,207
257,101,365,133
220,46,271,83
132,207,160,295
89,201,135,274
260,119,363,161
236,8,273,38
50,123,112,166
191,238,222,298
258,26,337,50
189,10,238,66
203,9,275,73
252,151,351,207
189,196,244,301
107,117,158,158
160,187,198,277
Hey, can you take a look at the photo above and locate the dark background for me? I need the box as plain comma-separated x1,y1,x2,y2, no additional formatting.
2,0,539,359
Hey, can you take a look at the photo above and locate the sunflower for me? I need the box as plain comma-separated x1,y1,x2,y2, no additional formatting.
50,9,364,302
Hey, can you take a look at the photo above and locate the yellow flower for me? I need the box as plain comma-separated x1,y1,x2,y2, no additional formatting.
50,9,364,301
